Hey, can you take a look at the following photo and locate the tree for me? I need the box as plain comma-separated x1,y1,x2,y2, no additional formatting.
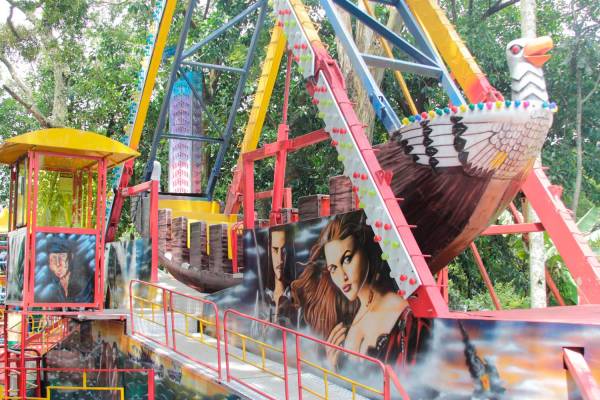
566,0,600,215
0,1,157,206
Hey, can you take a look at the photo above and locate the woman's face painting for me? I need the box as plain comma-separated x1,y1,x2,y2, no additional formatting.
324,236,367,301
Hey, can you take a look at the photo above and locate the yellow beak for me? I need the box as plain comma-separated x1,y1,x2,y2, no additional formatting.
524,36,553,68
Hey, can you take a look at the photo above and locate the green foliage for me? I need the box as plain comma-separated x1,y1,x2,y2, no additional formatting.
449,280,530,311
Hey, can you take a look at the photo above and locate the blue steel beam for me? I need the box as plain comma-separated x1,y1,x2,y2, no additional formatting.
320,0,466,135
393,0,464,105
321,0,401,132
205,0,268,198
181,1,263,59
177,67,222,137
144,0,268,200
181,61,245,74
361,53,442,78
143,0,198,182
163,134,223,143
331,0,437,67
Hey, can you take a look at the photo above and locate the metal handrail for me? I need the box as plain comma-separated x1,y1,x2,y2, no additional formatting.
1,367,155,400
129,279,409,400
129,279,221,379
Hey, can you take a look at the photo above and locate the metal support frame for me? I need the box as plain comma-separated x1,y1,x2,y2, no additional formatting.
242,129,330,228
321,0,600,308
319,0,465,133
143,0,269,200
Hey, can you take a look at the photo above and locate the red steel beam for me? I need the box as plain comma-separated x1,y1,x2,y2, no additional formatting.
309,43,447,317
563,348,600,400
480,222,544,236
545,267,566,307
470,243,502,310
522,167,600,304
242,128,329,163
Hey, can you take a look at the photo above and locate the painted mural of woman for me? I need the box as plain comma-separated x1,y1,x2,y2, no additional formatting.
291,211,429,370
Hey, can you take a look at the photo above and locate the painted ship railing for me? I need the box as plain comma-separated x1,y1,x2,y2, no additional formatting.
129,279,410,400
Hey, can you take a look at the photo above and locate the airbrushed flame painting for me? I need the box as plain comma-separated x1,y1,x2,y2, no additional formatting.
33,233,96,304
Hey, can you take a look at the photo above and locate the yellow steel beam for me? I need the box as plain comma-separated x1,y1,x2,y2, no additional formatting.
127,0,178,151
240,26,287,152
405,0,496,103
224,26,287,214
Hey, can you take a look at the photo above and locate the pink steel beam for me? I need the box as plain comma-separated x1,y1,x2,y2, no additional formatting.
546,268,566,306
243,129,329,162
308,43,447,317
563,348,600,400
481,222,544,236
271,53,294,224
522,167,600,304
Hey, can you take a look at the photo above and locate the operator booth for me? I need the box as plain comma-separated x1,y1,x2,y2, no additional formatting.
0,128,138,309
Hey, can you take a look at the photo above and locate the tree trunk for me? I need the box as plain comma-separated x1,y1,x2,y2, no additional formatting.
520,0,536,38
572,67,583,215
50,61,68,127
334,2,403,142
521,0,546,308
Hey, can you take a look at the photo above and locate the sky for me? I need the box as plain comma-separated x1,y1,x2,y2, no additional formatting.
0,1,27,26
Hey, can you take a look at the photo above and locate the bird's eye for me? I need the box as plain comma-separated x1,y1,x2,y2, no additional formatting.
510,45,523,55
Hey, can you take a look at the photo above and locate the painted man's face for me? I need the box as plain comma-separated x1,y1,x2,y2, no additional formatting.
49,252,69,279
270,230,286,281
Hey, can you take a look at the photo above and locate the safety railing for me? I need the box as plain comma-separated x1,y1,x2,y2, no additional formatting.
0,367,155,400
129,279,221,378
223,309,291,400
294,329,389,400
223,309,397,400
4,313,69,354
129,281,408,400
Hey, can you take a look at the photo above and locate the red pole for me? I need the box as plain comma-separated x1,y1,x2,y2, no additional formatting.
469,243,502,310
545,267,566,306
148,369,155,400
169,290,177,351
242,159,255,229
282,331,289,400
295,334,303,400
223,311,231,382
213,302,222,380
230,223,241,274
436,267,449,304
563,348,600,400
162,288,169,347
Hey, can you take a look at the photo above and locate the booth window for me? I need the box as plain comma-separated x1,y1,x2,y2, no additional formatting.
15,158,27,228
35,155,98,229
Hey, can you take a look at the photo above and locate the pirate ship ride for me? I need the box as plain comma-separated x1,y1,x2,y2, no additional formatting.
1,0,599,399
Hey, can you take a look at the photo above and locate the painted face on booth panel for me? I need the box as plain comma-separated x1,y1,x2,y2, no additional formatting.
270,230,286,281
324,236,367,302
49,252,69,279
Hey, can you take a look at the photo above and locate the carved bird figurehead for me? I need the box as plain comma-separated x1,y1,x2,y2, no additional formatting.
506,36,553,102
